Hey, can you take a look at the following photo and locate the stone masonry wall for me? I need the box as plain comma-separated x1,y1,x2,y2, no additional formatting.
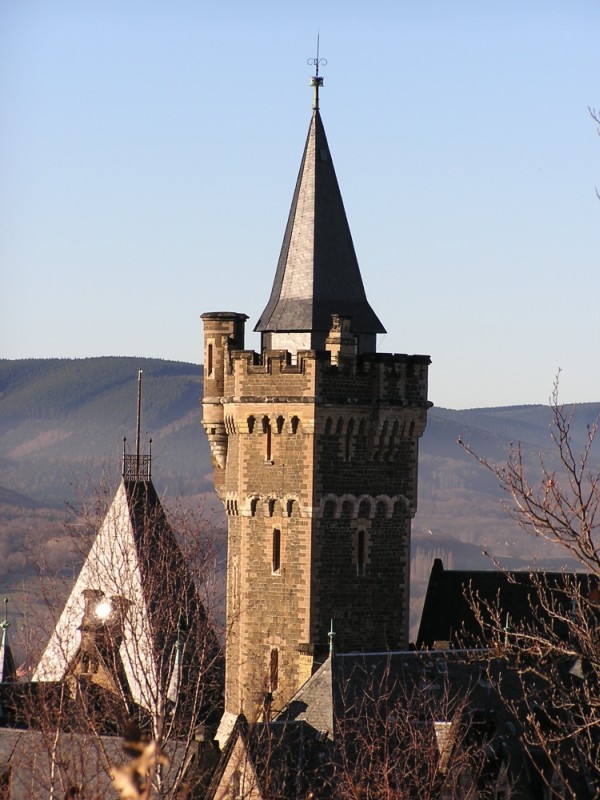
202,316,430,718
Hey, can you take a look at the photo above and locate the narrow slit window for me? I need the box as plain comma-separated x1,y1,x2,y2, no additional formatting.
291,416,299,434
345,419,354,462
357,529,366,577
263,416,272,460
270,647,279,692
272,528,281,573
276,415,284,434
207,343,213,376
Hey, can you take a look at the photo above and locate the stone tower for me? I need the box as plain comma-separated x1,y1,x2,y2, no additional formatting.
202,72,430,719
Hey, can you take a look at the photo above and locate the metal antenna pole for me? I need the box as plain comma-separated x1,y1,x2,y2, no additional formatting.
308,34,327,111
135,370,142,478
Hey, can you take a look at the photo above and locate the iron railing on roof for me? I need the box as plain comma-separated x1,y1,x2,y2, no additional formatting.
122,434,152,481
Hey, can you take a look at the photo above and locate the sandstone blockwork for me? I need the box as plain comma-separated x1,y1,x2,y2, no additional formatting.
201,312,430,719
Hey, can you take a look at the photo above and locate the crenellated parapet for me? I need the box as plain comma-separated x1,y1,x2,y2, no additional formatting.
203,312,430,409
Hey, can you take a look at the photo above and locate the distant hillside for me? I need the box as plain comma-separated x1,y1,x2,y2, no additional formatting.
0,357,212,505
1,357,598,644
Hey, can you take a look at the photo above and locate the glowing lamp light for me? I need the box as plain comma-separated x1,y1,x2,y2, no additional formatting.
95,600,112,620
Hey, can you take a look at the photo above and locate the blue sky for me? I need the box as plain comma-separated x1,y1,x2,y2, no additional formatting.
1,1,598,409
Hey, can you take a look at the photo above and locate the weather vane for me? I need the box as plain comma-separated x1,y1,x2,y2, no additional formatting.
307,34,327,110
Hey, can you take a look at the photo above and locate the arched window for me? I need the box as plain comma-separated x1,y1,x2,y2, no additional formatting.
291,416,300,434
272,529,281,574
247,415,255,434
324,417,333,435
276,415,284,434
381,419,389,445
250,497,259,517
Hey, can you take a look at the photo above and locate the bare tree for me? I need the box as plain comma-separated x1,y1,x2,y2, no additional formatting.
330,654,514,800
461,378,600,798
6,478,225,799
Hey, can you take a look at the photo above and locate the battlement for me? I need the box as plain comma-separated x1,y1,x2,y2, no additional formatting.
223,347,431,408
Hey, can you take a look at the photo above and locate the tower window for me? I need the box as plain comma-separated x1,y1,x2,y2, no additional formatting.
291,416,299,434
270,647,279,692
247,415,255,434
207,344,213,377
272,529,281,574
263,416,272,460
345,418,355,462
250,497,259,517
357,529,366,577
276,415,284,434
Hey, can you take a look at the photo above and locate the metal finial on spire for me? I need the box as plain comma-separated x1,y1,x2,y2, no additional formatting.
1,598,9,632
135,369,143,474
122,372,152,481
307,34,327,111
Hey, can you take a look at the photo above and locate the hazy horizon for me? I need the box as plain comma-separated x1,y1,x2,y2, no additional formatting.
2,2,598,409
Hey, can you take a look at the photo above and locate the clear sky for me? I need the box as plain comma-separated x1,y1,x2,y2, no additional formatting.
1,1,598,409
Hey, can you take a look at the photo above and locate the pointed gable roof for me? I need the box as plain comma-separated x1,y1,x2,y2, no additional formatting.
0,603,16,683
255,109,385,345
33,477,221,716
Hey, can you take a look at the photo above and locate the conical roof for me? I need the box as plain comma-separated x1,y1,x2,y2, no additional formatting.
255,109,385,350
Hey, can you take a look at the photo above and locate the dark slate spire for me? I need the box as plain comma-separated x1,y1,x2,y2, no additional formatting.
0,598,16,683
255,73,385,355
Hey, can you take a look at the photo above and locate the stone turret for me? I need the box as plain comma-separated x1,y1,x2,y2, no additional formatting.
201,312,248,478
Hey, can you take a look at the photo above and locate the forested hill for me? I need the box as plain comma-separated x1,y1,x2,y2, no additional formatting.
1,357,598,643
0,357,211,504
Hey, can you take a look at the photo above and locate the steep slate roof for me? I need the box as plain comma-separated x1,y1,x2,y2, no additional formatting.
206,715,331,800
416,558,597,649
0,611,16,684
32,477,221,717
278,654,333,738
255,109,385,342
275,652,550,799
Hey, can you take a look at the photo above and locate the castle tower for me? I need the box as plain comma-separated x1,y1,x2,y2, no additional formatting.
202,70,430,719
